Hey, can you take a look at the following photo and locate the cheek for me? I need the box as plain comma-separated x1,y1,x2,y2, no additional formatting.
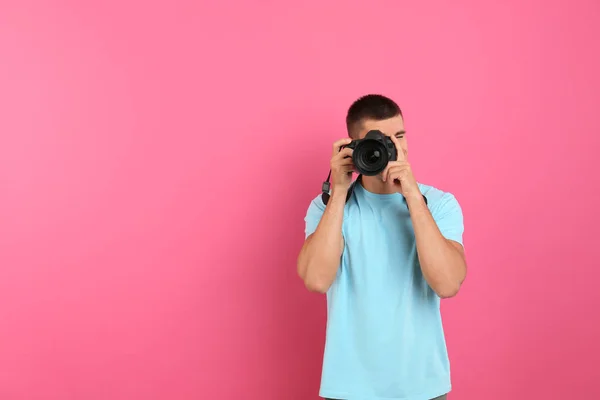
400,141,408,154
395,142,408,156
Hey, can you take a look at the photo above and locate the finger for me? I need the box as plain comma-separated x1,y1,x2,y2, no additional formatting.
334,147,353,159
332,138,353,156
386,165,410,182
333,157,354,167
389,135,406,162
385,168,400,183
387,174,398,186
384,161,408,169
382,166,396,182
381,162,408,182
332,148,353,165
387,170,404,186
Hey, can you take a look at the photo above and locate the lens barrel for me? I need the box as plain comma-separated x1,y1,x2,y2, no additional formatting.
353,139,389,176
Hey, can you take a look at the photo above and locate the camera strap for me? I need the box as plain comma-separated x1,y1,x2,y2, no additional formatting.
320,172,427,206
321,170,357,206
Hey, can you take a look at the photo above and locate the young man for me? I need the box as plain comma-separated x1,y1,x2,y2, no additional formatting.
297,94,467,400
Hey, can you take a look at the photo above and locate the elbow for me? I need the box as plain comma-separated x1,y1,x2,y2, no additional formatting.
303,276,331,294
432,262,466,299
435,282,461,299
297,253,333,294
298,260,332,294
296,243,336,294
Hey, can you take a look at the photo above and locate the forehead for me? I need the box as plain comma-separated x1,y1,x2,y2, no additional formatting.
357,116,405,138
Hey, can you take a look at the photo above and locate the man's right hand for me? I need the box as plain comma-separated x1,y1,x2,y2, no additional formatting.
298,138,352,293
330,138,354,192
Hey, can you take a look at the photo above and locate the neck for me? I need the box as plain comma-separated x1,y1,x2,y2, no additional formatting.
360,175,397,195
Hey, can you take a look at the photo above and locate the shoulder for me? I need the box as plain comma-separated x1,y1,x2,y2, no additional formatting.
304,190,353,222
306,192,326,213
303,193,328,239
304,193,328,223
418,183,463,217
419,183,465,244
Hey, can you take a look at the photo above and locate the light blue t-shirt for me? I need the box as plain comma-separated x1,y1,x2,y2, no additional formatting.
304,180,464,400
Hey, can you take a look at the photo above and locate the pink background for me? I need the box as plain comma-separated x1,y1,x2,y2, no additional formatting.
1,1,599,399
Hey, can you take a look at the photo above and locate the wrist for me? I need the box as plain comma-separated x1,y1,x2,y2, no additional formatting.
405,191,426,206
331,185,350,199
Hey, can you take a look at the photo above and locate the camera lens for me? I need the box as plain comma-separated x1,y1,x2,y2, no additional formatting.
363,148,381,164
353,140,388,176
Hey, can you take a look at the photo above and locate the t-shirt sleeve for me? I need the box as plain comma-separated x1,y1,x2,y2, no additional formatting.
432,193,464,246
304,194,327,239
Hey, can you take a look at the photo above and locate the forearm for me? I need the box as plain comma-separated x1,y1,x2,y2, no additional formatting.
406,195,466,298
297,189,346,293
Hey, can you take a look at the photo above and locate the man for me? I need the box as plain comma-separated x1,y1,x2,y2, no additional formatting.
296,94,467,400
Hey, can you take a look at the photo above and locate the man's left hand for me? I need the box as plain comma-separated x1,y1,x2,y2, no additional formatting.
381,135,421,200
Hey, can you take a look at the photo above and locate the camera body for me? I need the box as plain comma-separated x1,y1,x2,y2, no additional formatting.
344,130,398,176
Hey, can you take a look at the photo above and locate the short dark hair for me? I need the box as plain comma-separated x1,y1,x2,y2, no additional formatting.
346,94,403,138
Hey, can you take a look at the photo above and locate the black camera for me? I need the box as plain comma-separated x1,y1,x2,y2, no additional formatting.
343,130,397,176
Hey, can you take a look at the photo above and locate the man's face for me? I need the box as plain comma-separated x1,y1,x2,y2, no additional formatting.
355,116,407,180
